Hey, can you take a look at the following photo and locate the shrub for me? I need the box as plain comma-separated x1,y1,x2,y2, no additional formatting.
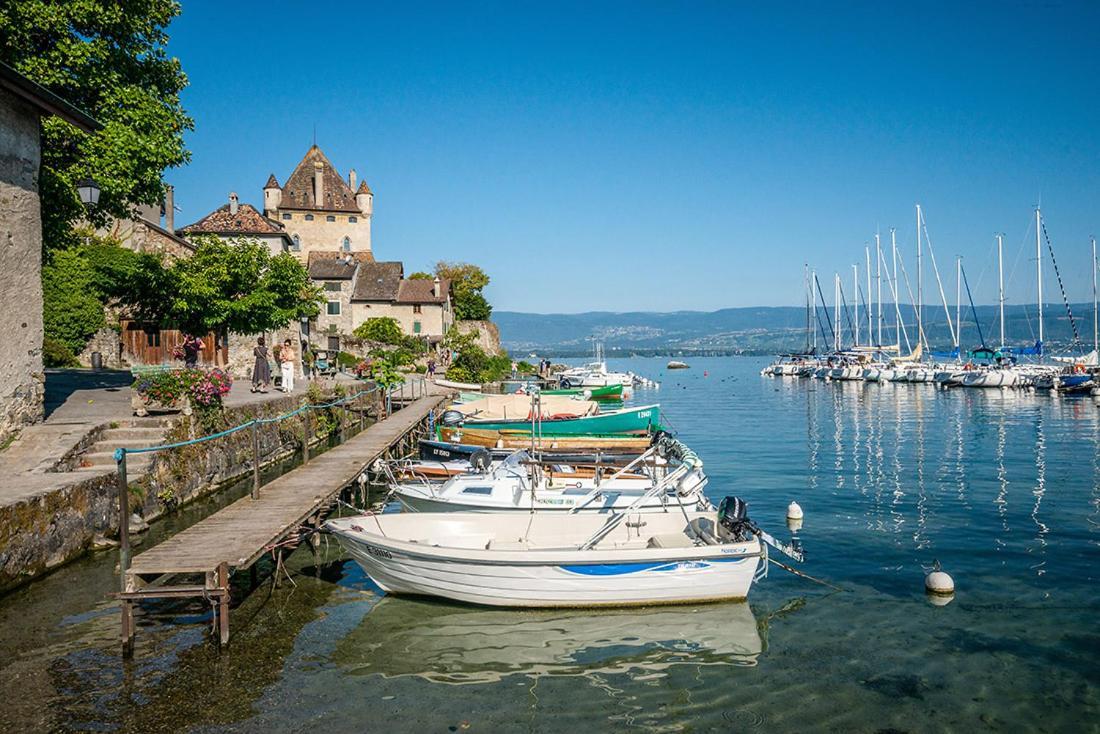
43,336,81,367
353,317,404,345
337,351,358,368
444,365,473,383
42,249,105,354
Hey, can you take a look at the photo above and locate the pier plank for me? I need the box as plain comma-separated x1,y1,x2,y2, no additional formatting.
128,393,446,578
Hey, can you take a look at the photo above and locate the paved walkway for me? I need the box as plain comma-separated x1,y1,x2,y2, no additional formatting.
0,369,322,506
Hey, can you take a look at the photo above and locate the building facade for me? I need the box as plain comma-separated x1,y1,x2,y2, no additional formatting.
177,191,293,256
0,63,98,444
263,145,373,261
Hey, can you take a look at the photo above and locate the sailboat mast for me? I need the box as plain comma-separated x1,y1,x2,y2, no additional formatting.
876,232,883,347
891,228,901,347
812,269,818,351
916,204,923,348
997,233,1005,349
956,256,961,355
804,263,810,351
853,263,860,347
1093,235,1098,359
834,273,840,351
866,246,873,343
1036,207,1043,349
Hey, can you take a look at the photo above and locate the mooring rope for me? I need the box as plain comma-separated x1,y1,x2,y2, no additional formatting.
1041,219,1083,347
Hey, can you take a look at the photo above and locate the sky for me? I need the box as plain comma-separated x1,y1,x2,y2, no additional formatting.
166,1,1100,313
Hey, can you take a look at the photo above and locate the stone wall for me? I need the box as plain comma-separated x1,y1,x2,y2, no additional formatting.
350,301,452,343
0,87,45,445
77,327,125,369
278,208,371,261
455,320,504,355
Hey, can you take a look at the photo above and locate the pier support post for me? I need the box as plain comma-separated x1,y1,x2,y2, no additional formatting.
250,420,261,500
121,599,134,656
302,409,310,464
216,562,230,647
117,451,130,591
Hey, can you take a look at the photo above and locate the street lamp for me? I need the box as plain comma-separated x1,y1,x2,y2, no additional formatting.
75,177,100,208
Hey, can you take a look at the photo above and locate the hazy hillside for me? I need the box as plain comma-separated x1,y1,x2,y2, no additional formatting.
495,304,1098,356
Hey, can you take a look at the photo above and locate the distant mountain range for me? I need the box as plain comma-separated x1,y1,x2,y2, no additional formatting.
494,304,1098,356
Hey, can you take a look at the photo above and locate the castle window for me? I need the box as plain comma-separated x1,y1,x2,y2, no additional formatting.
324,282,342,292
305,214,314,221
327,301,341,315
413,304,422,314
413,320,422,334
282,213,291,220
326,215,336,222
349,216,358,223
292,235,300,251
342,237,351,252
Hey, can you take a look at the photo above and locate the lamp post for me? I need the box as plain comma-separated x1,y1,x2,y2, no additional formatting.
75,177,101,209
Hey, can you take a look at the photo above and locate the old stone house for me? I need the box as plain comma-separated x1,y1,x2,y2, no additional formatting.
177,191,294,256
262,145,372,260
0,62,99,444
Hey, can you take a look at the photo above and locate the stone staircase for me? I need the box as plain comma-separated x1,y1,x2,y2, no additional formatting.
73,417,174,478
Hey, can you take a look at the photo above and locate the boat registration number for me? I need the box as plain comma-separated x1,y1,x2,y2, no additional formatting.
362,543,393,559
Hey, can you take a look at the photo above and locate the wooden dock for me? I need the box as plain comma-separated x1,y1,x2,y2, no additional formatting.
120,390,449,650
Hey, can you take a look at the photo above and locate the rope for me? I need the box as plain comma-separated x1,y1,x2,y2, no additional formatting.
115,386,381,460
1041,220,1083,347
767,557,846,592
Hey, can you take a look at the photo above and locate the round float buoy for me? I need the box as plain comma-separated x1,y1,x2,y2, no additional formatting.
926,592,954,607
925,562,955,596
787,517,803,532
787,501,804,521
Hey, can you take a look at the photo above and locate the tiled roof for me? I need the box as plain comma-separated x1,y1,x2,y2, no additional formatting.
356,180,372,196
351,261,404,301
178,203,284,235
264,173,279,188
279,145,359,212
395,278,450,304
307,251,374,280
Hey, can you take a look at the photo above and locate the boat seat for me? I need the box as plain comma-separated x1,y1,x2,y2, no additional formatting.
686,518,721,545
647,533,697,549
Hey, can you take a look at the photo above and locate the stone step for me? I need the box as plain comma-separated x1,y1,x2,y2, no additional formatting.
122,417,175,429
92,439,166,453
79,451,155,468
100,427,167,441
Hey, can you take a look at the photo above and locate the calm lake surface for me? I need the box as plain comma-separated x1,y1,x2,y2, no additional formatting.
2,356,1099,732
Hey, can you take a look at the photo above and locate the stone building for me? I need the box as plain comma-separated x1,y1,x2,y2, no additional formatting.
262,145,373,260
307,253,454,353
177,191,294,256
0,63,99,443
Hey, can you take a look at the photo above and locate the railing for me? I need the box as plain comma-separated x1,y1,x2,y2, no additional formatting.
113,376,431,590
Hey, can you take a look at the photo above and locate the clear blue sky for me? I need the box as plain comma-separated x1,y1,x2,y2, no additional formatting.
166,1,1100,313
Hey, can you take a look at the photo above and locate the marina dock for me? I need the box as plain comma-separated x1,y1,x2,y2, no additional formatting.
120,389,449,650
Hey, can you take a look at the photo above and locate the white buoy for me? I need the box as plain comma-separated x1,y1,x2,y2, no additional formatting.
787,517,803,532
926,592,954,607
925,561,955,596
787,501,804,521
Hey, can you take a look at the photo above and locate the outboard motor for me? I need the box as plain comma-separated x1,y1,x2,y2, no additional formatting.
469,448,492,472
718,496,757,542
440,410,465,427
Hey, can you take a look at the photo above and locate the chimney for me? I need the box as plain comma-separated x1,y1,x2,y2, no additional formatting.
349,168,357,190
433,276,441,298
164,185,174,231
229,192,239,215
313,160,324,207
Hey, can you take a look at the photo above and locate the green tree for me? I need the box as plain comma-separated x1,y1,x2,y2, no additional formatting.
408,271,433,280
353,317,404,345
150,236,321,342
0,1,192,250
42,248,104,355
435,261,492,320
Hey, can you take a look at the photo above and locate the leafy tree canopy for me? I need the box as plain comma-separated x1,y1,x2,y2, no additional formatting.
435,261,492,321
408,271,433,280
0,0,192,250
353,317,404,345
133,236,322,336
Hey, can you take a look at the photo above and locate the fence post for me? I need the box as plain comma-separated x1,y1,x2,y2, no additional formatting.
359,391,365,431
302,408,310,463
116,450,130,592
340,398,347,444
250,420,261,499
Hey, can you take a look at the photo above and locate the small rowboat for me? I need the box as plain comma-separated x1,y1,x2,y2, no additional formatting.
463,404,661,436
439,426,655,451
539,384,624,400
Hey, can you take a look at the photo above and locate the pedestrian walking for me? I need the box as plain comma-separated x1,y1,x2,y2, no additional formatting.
182,334,204,368
280,339,297,393
511,360,518,378
251,336,271,393
427,358,436,381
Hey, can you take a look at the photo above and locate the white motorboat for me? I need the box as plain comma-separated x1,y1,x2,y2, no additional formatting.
390,441,710,514
326,506,765,608
960,366,1027,388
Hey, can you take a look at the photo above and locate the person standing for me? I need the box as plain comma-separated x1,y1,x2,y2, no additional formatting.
182,333,204,368
427,357,436,381
280,339,297,393
251,336,271,393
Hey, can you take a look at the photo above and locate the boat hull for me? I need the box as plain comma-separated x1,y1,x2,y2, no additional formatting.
464,404,661,436
327,513,761,607
439,426,654,451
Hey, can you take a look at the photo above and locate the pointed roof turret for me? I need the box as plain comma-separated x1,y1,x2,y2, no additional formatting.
278,145,359,212
356,180,372,195
264,173,280,189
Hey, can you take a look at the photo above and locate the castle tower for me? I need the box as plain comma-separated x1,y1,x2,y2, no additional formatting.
263,174,281,216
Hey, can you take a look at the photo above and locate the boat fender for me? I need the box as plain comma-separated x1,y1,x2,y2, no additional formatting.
787,501,804,520
470,448,491,472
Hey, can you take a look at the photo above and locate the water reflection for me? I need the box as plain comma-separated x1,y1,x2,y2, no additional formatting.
332,598,765,685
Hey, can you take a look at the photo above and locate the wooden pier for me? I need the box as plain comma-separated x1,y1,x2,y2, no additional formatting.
120,390,449,651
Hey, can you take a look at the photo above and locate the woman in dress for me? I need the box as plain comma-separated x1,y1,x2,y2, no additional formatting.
280,339,296,393
251,336,271,393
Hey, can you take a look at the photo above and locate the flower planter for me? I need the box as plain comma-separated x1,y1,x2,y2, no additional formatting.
132,392,192,417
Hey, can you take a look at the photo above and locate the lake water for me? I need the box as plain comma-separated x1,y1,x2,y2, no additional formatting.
2,356,1099,732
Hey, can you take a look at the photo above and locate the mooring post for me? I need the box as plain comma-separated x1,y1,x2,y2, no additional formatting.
302,408,310,463
216,561,230,647
117,450,130,589
250,420,261,499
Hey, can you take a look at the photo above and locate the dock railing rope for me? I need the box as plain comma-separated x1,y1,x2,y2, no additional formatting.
113,376,428,590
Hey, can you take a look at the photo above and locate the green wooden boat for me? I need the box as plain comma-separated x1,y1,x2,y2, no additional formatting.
540,383,624,399
462,404,661,436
